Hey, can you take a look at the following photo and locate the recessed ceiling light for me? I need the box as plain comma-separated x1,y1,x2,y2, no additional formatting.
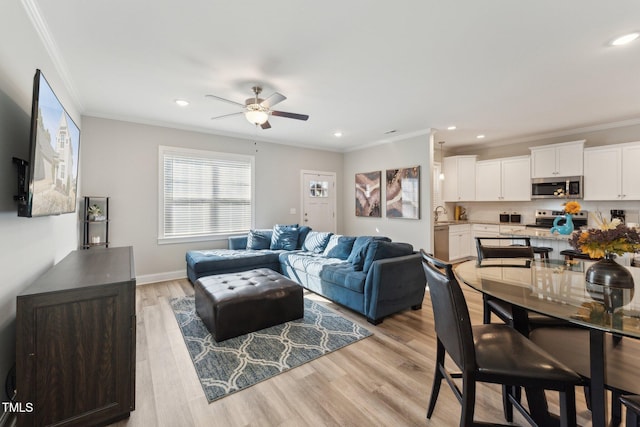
333,131,343,137
175,99,189,107
447,126,457,130
610,32,639,46
476,134,485,139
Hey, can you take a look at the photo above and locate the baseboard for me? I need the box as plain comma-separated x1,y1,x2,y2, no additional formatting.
136,270,186,285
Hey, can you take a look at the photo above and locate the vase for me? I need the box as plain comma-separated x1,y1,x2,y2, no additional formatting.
585,253,635,313
550,213,574,235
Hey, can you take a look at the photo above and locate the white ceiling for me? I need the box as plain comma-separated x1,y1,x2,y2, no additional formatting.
30,0,640,152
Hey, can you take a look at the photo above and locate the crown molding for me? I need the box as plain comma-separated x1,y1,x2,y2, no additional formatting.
20,0,83,111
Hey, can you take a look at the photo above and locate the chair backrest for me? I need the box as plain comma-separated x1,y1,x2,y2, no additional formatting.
420,250,475,372
475,237,534,263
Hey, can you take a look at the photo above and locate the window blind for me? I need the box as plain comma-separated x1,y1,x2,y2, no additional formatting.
159,147,253,241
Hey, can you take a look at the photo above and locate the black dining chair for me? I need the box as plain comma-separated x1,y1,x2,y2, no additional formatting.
530,327,640,426
420,250,582,426
621,395,640,426
475,237,534,325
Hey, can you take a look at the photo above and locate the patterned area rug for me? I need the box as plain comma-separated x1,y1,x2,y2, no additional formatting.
170,296,372,402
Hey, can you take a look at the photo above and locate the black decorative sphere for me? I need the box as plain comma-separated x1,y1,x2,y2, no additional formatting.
585,256,635,313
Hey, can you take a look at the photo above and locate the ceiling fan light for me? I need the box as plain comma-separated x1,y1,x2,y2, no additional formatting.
245,110,269,125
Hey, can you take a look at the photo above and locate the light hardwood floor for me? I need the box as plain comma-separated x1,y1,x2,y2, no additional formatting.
111,278,603,427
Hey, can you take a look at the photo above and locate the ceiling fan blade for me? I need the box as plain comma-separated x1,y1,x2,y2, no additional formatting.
205,94,245,107
260,92,286,108
271,110,309,121
211,112,243,120
260,120,271,129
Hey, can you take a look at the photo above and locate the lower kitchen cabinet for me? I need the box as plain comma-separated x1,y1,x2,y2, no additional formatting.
449,224,472,261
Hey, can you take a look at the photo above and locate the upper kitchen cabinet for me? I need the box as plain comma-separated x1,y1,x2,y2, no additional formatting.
584,141,640,201
529,140,584,178
442,155,477,202
475,156,531,201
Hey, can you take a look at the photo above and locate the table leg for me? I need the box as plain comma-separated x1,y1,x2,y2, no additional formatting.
589,329,607,427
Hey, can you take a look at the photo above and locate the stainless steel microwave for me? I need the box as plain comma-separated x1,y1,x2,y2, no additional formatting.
531,176,583,199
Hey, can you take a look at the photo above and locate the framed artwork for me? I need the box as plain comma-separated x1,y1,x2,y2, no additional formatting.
386,166,420,219
355,171,381,217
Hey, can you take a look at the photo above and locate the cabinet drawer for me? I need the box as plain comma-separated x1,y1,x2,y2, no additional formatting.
472,224,500,233
449,224,471,233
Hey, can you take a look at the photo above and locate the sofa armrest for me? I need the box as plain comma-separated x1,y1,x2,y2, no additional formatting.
363,253,426,322
228,235,248,250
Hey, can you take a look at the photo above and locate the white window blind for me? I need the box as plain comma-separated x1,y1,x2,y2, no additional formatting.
159,146,254,243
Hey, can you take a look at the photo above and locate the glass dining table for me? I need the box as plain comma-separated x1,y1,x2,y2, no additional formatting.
454,258,640,427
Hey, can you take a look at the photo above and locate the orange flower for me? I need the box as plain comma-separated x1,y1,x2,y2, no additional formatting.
564,201,581,215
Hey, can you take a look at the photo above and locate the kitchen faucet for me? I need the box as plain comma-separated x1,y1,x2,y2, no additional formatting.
434,205,447,222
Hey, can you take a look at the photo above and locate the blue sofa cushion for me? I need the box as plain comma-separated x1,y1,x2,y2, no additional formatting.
270,224,299,250
246,229,272,250
323,235,356,260
186,249,283,273
362,241,414,273
347,236,391,271
319,264,367,293
302,231,333,253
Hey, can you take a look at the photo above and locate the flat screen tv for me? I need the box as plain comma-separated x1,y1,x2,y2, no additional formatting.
16,69,80,217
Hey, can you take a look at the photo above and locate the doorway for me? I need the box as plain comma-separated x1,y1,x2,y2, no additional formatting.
301,170,336,233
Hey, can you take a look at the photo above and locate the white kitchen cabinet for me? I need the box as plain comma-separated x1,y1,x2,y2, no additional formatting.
475,156,530,201
529,140,584,178
584,141,640,201
442,156,477,202
449,224,472,261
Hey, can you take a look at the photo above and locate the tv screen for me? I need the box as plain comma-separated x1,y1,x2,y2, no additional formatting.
18,69,80,217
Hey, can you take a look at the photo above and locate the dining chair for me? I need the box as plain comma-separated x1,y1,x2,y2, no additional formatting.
621,395,640,426
530,327,640,426
420,250,582,426
475,236,534,325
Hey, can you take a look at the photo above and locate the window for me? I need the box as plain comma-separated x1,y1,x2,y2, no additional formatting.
159,146,254,244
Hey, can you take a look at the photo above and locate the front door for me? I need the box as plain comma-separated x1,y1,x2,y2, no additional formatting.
302,171,336,233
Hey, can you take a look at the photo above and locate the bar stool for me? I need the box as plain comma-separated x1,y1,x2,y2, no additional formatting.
533,246,553,260
621,395,640,426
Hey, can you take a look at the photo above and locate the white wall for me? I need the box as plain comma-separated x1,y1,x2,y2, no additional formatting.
0,1,81,400
342,134,432,252
79,117,343,282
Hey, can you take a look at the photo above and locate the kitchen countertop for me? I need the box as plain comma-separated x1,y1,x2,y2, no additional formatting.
498,228,571,241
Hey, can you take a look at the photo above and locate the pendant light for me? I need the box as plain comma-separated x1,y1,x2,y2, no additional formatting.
438,141,445,180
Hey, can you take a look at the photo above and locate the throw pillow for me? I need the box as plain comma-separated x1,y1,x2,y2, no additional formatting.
297,225,312,249
362,241,414,273
246,229,272,250
323,235,357,260
347,236,392,270
270,224,300,251
302,231,333,253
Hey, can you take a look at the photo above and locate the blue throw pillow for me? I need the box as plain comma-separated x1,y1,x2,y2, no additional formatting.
302,231,333,253
270,224,300,251
347,236,392,271
362,241,414,273
297,225,312,249
323,235,357,260
246,229,271,250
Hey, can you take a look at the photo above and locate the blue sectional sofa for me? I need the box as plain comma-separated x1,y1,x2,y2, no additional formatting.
185,226,426,324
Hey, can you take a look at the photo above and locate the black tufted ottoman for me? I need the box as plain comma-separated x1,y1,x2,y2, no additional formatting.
194,268,304,341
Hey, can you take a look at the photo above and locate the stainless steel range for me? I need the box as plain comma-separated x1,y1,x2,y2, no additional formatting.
526,210,588,229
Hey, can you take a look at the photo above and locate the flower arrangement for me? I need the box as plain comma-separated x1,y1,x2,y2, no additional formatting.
563,200,581,215
569,212,640,259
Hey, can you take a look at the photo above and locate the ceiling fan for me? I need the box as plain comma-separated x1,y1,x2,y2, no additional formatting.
206,86,309,129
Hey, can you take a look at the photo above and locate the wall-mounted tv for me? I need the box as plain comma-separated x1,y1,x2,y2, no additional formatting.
15,69,80,217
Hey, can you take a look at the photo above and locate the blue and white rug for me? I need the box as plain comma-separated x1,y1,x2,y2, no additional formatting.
170,296,372,402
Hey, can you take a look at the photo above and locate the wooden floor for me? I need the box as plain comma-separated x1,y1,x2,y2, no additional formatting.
111,278,605,427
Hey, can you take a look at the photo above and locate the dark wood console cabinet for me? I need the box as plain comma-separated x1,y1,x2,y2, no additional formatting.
16,247,136,427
